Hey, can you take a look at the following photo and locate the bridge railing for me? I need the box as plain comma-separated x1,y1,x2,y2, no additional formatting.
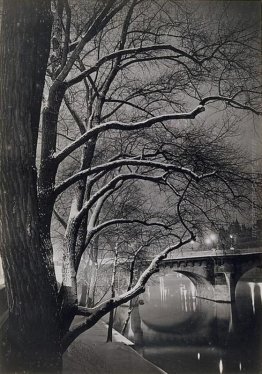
161,246,262,260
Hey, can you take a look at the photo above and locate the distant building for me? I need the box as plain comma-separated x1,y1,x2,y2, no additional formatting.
218,219,262,250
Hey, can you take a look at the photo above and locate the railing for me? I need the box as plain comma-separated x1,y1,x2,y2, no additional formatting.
165,247,262,260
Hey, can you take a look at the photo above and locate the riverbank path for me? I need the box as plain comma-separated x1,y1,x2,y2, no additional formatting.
63,317,167,374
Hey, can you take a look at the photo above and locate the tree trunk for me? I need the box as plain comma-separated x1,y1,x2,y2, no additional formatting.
87,237,99,307
121,301,134,335
88,262,98,307
79,282,88,307
107,244,118,342
0,1,62,372
130,298,144,347
107,308,115,343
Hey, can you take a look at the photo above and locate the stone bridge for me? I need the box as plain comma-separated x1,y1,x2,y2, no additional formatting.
156,252,262,302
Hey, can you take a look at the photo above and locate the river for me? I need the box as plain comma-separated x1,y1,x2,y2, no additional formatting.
114,270,262,374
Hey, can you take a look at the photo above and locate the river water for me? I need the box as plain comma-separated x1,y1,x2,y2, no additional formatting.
114,270,262,374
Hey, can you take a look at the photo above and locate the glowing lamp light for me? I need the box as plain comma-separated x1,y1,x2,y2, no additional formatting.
205,233,217,247
210,233,217,241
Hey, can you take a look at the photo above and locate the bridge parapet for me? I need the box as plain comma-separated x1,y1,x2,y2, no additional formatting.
165,246,262,260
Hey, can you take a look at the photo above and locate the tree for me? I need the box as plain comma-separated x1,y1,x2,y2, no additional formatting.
0,0,261,372
0,1,61,372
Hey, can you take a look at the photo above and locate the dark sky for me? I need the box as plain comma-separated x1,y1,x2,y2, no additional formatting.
224,0,261,19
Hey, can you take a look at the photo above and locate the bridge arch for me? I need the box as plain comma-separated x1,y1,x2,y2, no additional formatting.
234,264,262,286
174,270,215,301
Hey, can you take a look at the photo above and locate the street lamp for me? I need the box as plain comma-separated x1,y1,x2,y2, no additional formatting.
230,234,234,251
205,233,218,253
210,233,217,244
205,237,212,246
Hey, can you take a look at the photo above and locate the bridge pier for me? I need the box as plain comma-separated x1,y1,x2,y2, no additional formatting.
212,273,236,302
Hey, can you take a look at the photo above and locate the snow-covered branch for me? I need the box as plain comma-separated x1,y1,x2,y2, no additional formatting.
200,95,261,115
62,235,193,350
54,94,260,167
88,218,172,238
54,157,216,196
86,183,124,234
54,104,205,164
74,173,167,225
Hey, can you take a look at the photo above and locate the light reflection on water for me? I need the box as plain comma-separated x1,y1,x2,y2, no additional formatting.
219,359,223,374
114,270,262,374
248,282,256,314
239,362,242,371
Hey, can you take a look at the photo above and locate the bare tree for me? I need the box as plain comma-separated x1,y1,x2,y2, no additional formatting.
0,0,261,372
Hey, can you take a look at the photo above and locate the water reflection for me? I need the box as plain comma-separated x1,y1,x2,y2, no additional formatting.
239,362,242,371
114,271,262,374
248,282,255,314
219,359,223,374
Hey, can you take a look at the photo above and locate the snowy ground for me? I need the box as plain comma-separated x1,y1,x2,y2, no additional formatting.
63,318,167,374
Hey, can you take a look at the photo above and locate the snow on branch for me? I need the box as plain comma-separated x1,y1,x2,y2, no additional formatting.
88,218,172,238
54,105,205,164
54,157,216,196
62,235,193,351
73,173,167,225
200,95,261,115
86,186,123,233
54,92,261,166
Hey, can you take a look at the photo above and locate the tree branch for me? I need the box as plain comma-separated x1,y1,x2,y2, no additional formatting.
54,104,205,164
88,218,172,238
66,43,202,87
60,0,71,70
167,179,194,237
64,94,86,134
56,0,127,82
74,173,167,226
53,208,67,230
102,98,154,121
200,95,261,115
54,157,216,196
62,235,193,351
